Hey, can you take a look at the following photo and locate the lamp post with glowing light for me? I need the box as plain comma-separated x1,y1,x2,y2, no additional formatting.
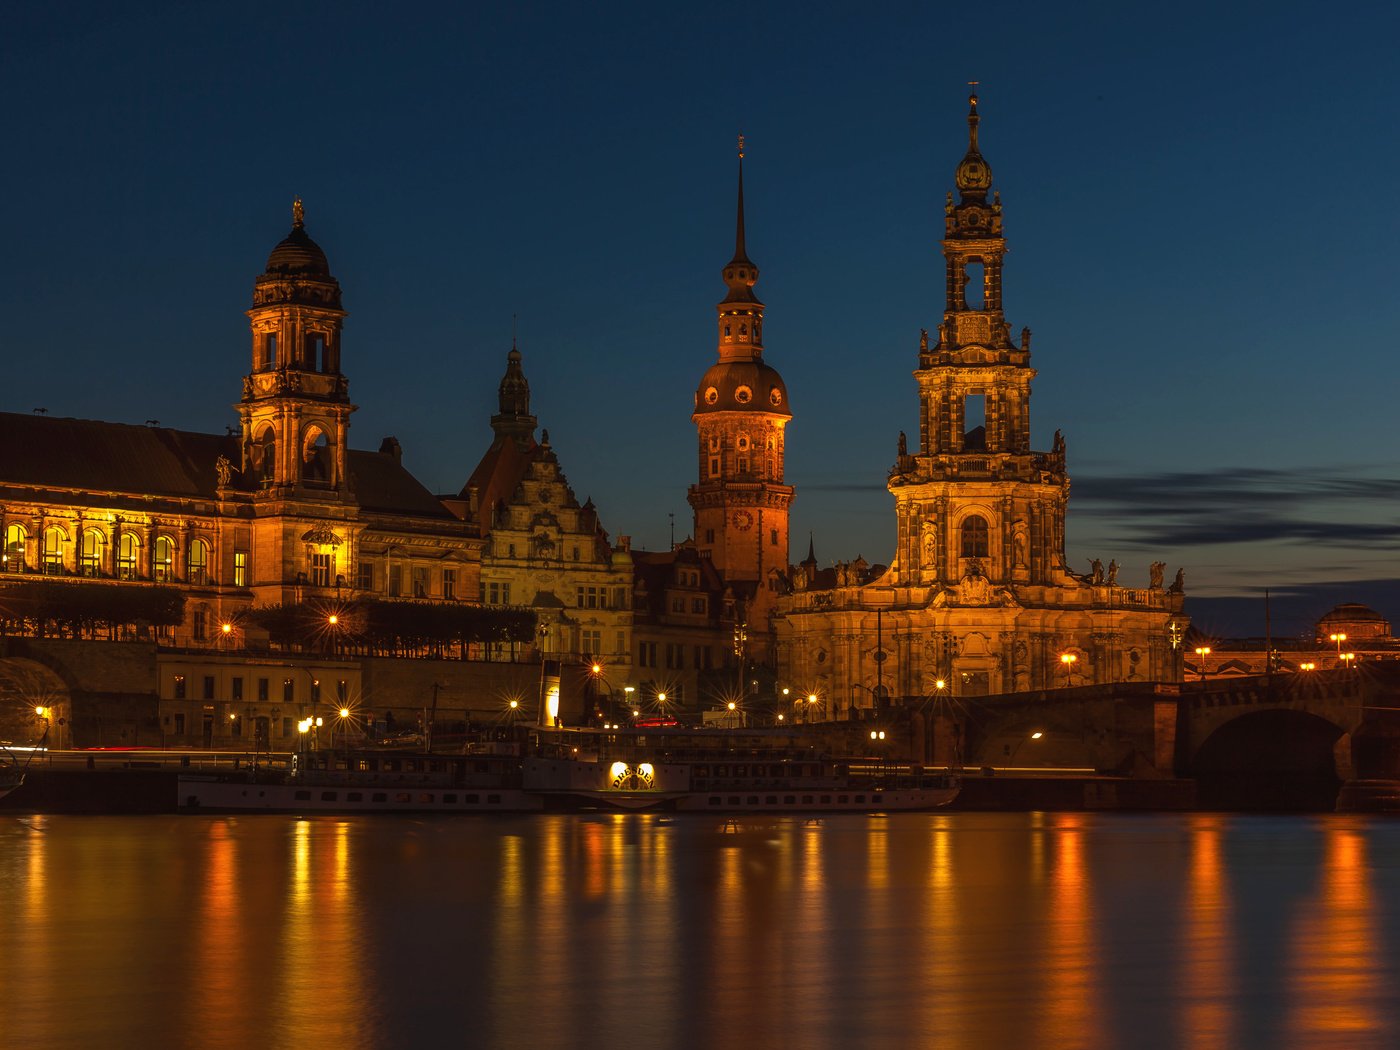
1341,652,1356,672
34,706,52,761
726,700,738,729
1330,632,1347,666
1194,646,1211,682
1299,661,1315,673
806,693,820,724
1059,652,1078,686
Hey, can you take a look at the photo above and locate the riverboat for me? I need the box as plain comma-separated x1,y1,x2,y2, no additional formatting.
178,743,542,814
524,743,959,813
0,764,23,802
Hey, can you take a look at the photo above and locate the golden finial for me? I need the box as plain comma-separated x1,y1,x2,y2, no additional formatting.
738,132,745,160
292,196,304,227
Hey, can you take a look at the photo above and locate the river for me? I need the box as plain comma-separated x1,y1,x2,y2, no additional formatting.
2,812,1399,1049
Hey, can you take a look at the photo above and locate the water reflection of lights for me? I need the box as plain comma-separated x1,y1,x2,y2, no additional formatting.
1286,824,1382,1043
1041,814,1107,1049
1181,815,1235,1050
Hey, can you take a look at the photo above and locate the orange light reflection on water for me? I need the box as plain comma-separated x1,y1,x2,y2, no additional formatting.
1180,814,1236,1050
1284,823,1388,1047
1039,813,1108,1050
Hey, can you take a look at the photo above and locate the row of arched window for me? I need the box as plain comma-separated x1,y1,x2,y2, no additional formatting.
2,524,212,584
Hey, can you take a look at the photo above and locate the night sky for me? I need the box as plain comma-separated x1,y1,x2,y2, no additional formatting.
5,2,1399,638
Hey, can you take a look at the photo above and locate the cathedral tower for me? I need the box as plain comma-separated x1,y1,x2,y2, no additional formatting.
888,93,1067,589
239,199,354,496
688,145,793,635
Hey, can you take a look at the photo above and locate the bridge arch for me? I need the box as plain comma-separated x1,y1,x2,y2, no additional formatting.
1191,708,1346,811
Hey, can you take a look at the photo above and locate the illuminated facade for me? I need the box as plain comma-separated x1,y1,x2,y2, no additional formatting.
687,151,793,659
775,97,1186,711
454,347,633,665
0,202,482,645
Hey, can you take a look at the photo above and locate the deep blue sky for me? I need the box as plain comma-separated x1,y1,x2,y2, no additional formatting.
4,1,1399,637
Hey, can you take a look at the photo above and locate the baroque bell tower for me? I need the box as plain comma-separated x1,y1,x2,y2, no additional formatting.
887,93,1069,589
239,199,355,497
688,142,794,634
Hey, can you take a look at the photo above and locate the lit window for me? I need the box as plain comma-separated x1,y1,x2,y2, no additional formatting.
154,536,174,582
173,675,186,700
960,516,990,558
4,523,25,572
42,527,65,575
80,530,105,577
234,550,248,588
311,551,331,587
188,540,209,585
117,533,139,580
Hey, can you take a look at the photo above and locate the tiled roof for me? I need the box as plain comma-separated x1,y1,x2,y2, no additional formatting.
0,412,454,520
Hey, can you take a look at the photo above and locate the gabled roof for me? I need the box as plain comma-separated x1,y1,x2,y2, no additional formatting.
460,436,538,537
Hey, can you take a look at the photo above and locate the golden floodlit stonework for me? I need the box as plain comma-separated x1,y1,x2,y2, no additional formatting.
774,96,1188,712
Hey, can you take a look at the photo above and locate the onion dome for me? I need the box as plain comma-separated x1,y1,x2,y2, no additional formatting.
694,359,791,419
264,197,332,276
955,93,993,201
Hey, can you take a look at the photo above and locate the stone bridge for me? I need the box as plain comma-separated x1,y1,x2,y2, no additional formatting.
907,663,1400,807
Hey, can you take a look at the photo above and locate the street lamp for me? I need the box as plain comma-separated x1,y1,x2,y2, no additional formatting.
726,700,738,729
1341,652,1356,671
1059,652,1078,686
806,693,819,724
1330,632,1347,663
508,698,520,725
1299,661,1315,672
1193,646,1211,682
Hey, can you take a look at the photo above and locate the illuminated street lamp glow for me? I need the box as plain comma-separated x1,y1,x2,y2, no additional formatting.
328,614,338,626
1300,662,1316,672
1031,731,1044,740
221,622,233,635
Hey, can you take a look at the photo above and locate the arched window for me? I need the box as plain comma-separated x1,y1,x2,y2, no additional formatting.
154,536,175,582
80,529,105,577
4,523,26,572
960,515,990,558
42,526,66,574
188,539,210,586
256,428,276,486
117,533,140,580
301,427,330,485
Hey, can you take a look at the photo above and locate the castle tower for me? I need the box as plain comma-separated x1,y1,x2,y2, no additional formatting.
491,343,537,448
888,93,1067,589
239,199,355,496
687,143,793,637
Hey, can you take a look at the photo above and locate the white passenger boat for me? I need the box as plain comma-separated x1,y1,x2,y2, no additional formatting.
524,752,959,813
178,745,543,814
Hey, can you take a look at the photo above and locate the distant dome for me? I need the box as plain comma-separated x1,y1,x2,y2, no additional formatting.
1315,603,1391,643
265,223,331,276
694,360,791,418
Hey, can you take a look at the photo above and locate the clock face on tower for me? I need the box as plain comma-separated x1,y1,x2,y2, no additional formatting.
732,509,754,531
